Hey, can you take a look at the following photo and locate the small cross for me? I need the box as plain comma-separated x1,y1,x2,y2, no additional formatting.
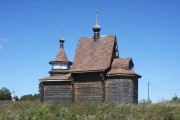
96,9,98,24
61,29,64,38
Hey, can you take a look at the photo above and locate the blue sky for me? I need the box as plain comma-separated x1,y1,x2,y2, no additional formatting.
0,0,180,102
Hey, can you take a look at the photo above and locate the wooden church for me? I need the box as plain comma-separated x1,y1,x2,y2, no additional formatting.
39,12,141,104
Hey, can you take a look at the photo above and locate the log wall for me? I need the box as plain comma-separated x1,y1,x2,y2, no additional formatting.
74,81,102,102
39,75,138,104
105,76,138,104
73,73,103,102
39,82,44,102
43,81,72,102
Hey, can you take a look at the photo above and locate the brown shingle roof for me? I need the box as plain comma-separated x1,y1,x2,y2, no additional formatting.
107,58,141,77
70,35,115,72
40,74,71,81
107,68,141,78
111,58,133,70
107,68,137,75
55,48,68,62
49,69,70,75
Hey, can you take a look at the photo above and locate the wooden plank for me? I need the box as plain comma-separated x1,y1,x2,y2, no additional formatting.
43,82,72,102
75,81,102,102
105,78,136,104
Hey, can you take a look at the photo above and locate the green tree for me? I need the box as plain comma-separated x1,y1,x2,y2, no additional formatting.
0,87,11,100
172,95,178,101
20,94,39,101
171,94,180,104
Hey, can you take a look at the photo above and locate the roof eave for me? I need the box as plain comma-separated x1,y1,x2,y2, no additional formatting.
106,73,141,78
40,79,71,82
49,61,72,64
69,69,106,73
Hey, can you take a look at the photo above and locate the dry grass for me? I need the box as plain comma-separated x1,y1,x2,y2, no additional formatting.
0,101,180,120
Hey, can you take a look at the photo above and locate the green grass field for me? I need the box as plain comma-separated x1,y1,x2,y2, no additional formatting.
0,101,180,120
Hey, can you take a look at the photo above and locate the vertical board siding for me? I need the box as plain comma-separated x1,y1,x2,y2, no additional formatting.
105,77,137,104
39,83,44,102
75,81,102,102
133,79,138,103
40,75,138,104
43,81,72,102
74,73,102,102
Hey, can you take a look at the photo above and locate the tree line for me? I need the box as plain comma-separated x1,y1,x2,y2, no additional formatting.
0,87,39,101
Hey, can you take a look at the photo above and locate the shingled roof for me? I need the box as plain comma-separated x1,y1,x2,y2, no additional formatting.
40,74,71,82
107,58,141,77
111,58,133,70
55,48,68,62
70,35,116,72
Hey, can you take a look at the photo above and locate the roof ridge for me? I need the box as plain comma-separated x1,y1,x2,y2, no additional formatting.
79,34,116,39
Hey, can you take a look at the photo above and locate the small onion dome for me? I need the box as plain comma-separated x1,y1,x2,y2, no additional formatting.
93,10,101,32
93,23,101,32
60,35,65,42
